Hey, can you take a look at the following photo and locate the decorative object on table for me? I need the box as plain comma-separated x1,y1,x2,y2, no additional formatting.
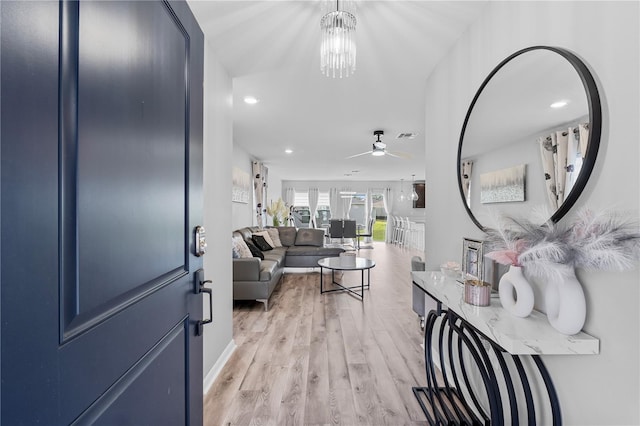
480,164,526,204
440,261,461,281
266,198,289,226
463,279,491,307
544,263,586,335
496,265,534,317
485,208,640,334
339,251,356,267
462,238,484,281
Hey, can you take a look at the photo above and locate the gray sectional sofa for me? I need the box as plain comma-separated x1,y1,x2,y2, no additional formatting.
232,226,344,310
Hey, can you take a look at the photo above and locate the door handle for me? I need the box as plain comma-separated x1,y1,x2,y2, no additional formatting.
195,269,212,336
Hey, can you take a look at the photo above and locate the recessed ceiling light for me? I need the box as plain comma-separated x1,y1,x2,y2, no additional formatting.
550,100,569,109
243,96,259,105
285,149,293,154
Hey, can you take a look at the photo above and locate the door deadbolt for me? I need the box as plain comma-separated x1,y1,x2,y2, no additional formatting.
195,226,207,257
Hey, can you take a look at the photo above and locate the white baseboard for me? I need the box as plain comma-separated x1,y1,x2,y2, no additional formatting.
203,339,237,394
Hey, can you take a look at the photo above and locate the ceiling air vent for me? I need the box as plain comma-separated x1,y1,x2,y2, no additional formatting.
396,132,417,140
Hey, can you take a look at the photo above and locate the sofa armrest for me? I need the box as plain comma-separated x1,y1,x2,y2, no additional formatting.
233,258,261,281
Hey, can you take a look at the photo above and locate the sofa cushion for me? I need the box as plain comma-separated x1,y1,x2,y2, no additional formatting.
276,226,297,247
252,234,273,251
253,230,275,247
266,228,282,247
245,240,264,259
294,228,324,247
263,247,287,266
232,236,252,258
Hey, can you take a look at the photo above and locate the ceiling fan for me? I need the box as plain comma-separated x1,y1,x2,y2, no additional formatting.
346,130,411,159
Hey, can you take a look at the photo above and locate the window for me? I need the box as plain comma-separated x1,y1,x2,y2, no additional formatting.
315,191,331,227
291,190,331,228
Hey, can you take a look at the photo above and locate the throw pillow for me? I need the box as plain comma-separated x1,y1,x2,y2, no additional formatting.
245,240,264,259
253,230,275,248
232,236,252,258
266,228,282,247
252,234,273,251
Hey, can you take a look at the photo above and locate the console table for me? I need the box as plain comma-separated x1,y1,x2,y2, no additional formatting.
411,271,599,425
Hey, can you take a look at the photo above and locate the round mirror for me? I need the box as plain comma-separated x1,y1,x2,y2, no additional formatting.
457,46,602,230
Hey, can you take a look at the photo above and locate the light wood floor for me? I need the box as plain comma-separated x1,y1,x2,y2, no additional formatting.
204,242,429,426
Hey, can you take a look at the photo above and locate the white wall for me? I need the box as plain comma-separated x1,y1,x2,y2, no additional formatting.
202,38,234,389
424,1,639,424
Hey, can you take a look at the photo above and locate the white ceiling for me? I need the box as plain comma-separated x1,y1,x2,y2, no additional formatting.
188,0,489,182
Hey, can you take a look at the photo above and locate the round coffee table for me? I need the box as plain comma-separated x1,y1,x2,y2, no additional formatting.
318,256,376,300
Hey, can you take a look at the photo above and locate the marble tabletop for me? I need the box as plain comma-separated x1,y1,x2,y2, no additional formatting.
412,270,600,355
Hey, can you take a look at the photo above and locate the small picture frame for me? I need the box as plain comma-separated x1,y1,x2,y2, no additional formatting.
462,238,484,281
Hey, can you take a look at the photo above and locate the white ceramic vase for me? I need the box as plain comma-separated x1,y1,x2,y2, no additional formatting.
498,265,534,318
545,265,586,335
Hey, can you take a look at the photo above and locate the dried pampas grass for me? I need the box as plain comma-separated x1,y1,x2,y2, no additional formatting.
484,207,640,279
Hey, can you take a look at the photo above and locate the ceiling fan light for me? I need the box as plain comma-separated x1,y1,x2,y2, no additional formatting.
371,150,385,156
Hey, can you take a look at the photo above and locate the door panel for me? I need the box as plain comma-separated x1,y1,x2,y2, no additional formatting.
76,0,187,316
1,1,204,424
73,321,188,426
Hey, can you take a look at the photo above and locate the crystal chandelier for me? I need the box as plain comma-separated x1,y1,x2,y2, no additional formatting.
320,0,356,78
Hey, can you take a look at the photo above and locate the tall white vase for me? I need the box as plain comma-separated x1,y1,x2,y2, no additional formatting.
498,265,534,318
545,265,586,335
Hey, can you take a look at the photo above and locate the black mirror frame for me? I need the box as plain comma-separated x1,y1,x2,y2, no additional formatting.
457,46,602,231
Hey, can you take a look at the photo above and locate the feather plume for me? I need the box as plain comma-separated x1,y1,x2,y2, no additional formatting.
568,208,640,271
482,208,640,279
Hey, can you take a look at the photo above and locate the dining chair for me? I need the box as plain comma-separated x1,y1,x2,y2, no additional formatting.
329,219,343,243
356,217,375,249
342,219,357,247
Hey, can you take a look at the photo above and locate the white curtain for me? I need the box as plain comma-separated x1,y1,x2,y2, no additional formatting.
383,188,393,243
284,187,295,226
538,134,558,210
252,161,266,228
341,188,353,219
460,160,473,208
365,188,373,226
578,123,589,158
538,123,590,210
308,188,319,228
555,130,569,205
329,188,339,219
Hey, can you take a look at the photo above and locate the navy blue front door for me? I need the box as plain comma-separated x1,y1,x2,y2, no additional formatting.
1,1,204,423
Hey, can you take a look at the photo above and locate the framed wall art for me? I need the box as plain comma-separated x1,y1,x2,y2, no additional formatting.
480,164,526,204
232,167,250,204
